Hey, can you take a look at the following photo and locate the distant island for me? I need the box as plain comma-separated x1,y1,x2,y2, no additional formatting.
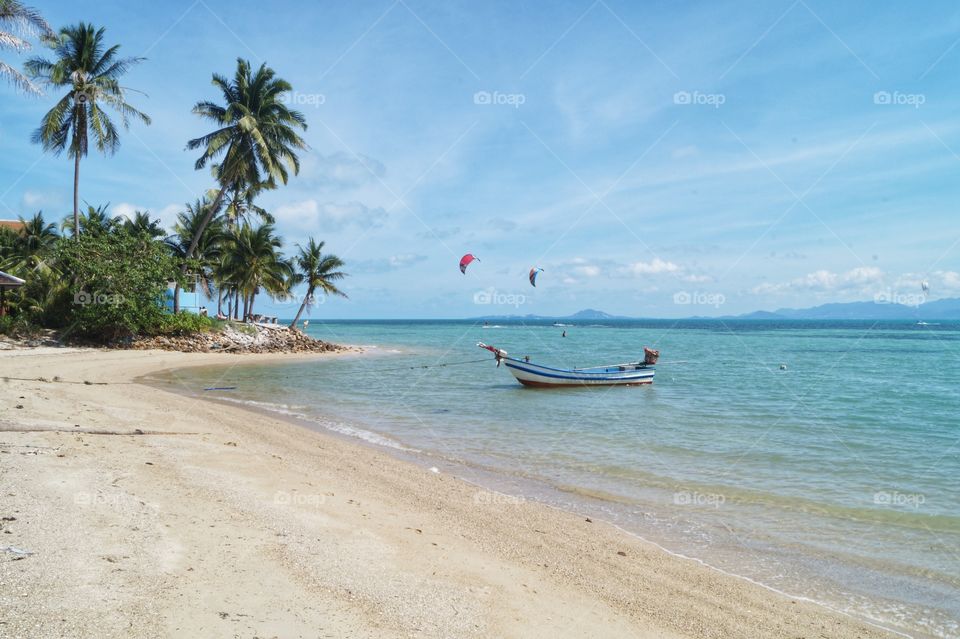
473,299,960,321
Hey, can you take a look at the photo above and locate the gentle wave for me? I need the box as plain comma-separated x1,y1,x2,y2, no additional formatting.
218,397,418,452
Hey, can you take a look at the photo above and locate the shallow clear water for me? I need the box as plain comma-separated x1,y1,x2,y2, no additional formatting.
157,319,960,638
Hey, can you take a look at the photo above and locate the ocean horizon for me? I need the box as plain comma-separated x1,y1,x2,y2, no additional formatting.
152,318,960,638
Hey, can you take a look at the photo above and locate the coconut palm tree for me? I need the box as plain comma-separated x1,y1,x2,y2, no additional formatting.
221,223,291,321
0,211,55,273
61,203,116,237
121,210,164,238
164,198,224,313
220,180,274,228
0,0,54,94
18,211,58,254
26,23,150,236
181,58,307,297
289,238,347,328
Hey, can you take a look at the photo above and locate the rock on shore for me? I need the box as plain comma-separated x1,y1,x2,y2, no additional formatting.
129,323,349,354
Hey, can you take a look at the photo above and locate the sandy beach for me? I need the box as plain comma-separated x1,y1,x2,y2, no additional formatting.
0,347,899,638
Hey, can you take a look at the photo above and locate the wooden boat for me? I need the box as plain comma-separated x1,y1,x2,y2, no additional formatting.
478,342,658,387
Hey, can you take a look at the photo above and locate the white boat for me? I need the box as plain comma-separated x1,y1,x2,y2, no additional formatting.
478,342,657,387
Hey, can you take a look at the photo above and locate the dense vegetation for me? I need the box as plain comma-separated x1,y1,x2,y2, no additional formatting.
0,5,347,340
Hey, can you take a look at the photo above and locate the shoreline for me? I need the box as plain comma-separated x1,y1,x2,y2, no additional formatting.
149,355,924,639
0,347,904,638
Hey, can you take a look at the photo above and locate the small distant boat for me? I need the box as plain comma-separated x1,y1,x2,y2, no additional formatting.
917,321,929,326
478,342,658,387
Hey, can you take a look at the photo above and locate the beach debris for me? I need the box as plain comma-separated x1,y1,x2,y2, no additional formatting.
224,441,238,447
459,253,478,274
1,546,34,557
617,550,627,557
585,518,592,523
529,267,544,287
429,466,440,474
203,386,237,391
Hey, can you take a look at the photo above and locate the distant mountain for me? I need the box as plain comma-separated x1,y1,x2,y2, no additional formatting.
567,308,619,320
472,300,960,321
472,308,628,321
733,298,960,320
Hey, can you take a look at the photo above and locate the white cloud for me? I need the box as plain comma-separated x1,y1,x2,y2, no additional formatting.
156,204,181,231
274,199,387,231
623,258,680,276
752,267,885,295
353,253,427,273
574,264,601,277
111,202,179,233
21,191,49,209
111,202,142,220
844,266,883,285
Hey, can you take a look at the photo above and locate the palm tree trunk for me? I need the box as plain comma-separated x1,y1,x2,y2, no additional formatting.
176,185,227,312
72,153,81,238
173,281,181,314
290,286,312,329
216,288,223,316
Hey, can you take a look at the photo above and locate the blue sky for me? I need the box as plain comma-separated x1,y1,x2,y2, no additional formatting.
2,0,959,318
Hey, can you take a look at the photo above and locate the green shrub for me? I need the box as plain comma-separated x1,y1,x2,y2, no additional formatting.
55,229,180,340
152,312,214,335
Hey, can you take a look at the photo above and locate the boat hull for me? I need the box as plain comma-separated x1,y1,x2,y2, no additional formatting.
503,359,655,387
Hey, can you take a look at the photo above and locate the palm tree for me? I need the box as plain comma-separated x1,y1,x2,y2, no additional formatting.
289,238,347,328
62,203,116,237
0,211,56,274
18,211,58,255
221,223,291,321
121,210,164,238
221,180,274,228
180,57,307,304
164,198,224,313
26,23,150,236
0,0,54,94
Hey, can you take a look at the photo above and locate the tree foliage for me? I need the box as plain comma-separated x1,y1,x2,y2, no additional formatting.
54,228,178,339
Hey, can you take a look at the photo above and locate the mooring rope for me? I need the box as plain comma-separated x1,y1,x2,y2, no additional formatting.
352,357,492,374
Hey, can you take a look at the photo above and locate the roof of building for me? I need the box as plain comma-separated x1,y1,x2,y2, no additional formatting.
0,220,25,232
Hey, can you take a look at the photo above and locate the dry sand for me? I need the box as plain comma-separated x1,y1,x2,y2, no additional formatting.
0,347,899,638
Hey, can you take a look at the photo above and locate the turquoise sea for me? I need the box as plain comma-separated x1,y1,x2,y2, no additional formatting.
153,319,960,638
